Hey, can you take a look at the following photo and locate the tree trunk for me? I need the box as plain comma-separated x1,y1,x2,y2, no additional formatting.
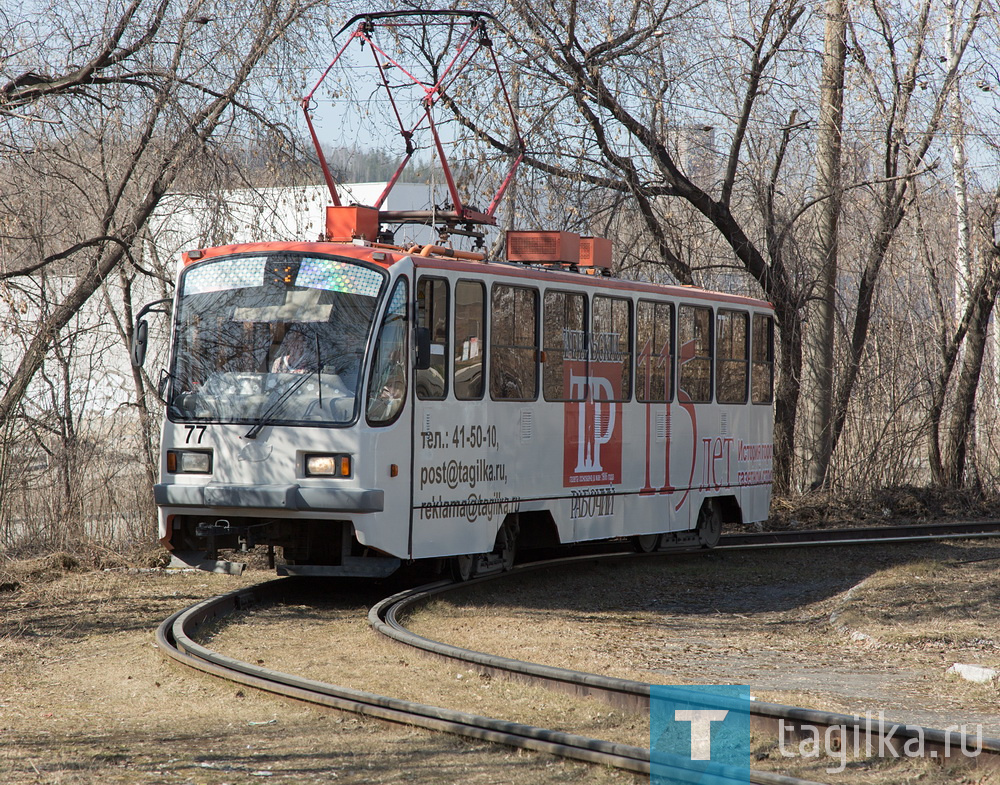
939,259,1000,486
772,297,803,494
800,0,845,490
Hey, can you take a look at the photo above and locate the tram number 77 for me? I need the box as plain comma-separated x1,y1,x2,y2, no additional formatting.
184,425,207,444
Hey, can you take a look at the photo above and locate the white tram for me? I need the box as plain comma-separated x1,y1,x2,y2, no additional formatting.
133,210,775,578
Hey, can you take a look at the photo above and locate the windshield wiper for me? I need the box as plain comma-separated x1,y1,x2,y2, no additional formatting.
244,372,313,440
245,335,325,440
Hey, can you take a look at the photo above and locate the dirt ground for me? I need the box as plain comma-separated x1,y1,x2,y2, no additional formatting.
2,539,999,784
406,540,1000,782
0,561,630,785
407,542,1000,725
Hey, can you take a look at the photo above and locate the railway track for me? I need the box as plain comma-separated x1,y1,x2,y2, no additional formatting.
721,519,1000,548
157,578,663,776
157,523,1000,781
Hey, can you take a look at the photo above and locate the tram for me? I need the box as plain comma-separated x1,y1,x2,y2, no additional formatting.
132,218,774,577
130,10,774,578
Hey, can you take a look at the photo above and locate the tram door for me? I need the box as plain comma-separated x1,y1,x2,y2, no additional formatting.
361,273,414,559
410,275,491,558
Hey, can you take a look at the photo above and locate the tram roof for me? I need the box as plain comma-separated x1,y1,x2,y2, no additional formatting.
180,240,773,311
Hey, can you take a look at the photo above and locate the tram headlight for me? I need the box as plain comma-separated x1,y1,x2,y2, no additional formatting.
305,453,352,478
166,449,213,474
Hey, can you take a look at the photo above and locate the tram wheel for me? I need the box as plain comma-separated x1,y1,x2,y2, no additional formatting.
696,501,723,549
499,527,517,572
632,533,661,553
451,553,476,582
495,518,519,572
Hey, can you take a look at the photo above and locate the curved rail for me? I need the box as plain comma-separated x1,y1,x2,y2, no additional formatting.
156,580,656,775
156,523,1000,781
157,579,833,782
371,524,1000,770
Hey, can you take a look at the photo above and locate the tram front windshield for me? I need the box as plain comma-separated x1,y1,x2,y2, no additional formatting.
167,253,386,426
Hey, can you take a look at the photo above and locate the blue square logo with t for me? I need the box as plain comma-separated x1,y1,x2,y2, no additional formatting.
650,685,759,783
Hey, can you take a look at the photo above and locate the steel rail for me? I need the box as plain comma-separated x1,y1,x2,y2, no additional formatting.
719,520,1000,549
156,581,659,775
371,524,1000,771
156,579,831,783
155,522,1000,780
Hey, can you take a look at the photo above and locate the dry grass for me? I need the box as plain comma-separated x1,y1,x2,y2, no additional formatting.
0,565,637,785
762,486,1000,531
3,540,1000,784
406,542,1000,783
205,594,648,748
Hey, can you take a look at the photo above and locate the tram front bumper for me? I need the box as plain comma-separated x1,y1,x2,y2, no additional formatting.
154,482,384,513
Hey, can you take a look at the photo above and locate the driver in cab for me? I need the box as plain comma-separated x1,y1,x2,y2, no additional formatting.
270,327,312,374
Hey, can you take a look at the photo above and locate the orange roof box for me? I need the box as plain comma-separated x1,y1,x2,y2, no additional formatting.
326,205,379,242
506,230,580,264
579,236,612,270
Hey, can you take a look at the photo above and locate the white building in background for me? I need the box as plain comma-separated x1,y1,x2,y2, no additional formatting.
152,181,468,266
2,182,458,418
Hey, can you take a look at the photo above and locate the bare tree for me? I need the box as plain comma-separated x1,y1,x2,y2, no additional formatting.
800,0,845,490
437,0,814,490
0,0,326,429
429,0,992,494
825,0,983,471
0,0,334,551
922,5,1000,487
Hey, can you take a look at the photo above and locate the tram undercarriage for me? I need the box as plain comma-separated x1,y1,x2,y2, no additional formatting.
164,514,401,578
163,495,738,580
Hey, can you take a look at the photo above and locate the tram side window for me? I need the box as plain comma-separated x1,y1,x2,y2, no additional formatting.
416,277,448,399
678,304,712,403
366,279,409,425
543,290,587,402
752,313,775,404
591,295,632,401
637,300,673,403
454,280,485,400
491,284,538,401
716,310,749,404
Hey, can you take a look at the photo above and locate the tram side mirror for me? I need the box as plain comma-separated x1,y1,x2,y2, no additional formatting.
131,319,149,367
130,297,173,368
415,326,431,370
